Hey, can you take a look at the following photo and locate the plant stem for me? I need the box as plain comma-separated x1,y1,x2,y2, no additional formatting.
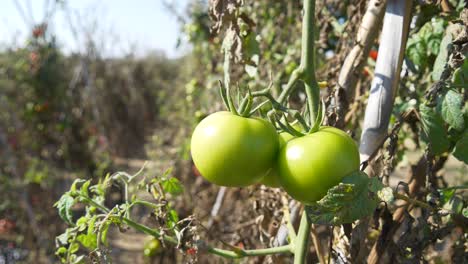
441,185,468,191
77,193,293,259
278,68,302,104
206,244,293,258
293,1,318,263
393,193,433,210
294,212,312,264
283,204,297,241
299,0,320,132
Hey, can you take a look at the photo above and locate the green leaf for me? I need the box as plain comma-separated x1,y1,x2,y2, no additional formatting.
55,246,67,256
167,209,179,228
452,58,468,87
406,18,446,71
420,104,450,155
77,234,96,250
432,32,452,81
55,194,76,225
56,229,72,245
407,40,427,69
306,171,382,225
439,188,456,205
443,195,464,215
77,233,97,250
76,216,88,232
69,242,80,254
452,131,468,164
161,177,184,196
70,179,86,192
438,90,465,131
80,180,91,197
100,222,110,246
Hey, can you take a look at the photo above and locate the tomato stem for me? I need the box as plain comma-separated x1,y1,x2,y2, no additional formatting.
293,0,319,262
219,81,231,111
277,68,302,104
77,192,294,259
206,244,293,258
299,0,320,133
294,211,312,264
393,193,433,210
225,83,239,115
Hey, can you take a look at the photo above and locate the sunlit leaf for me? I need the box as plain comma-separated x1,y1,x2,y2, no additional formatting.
432,31,452,81
420,104,450,155
438,90,465,131
161,177,184,196
55,194,76,225
306,171,383,225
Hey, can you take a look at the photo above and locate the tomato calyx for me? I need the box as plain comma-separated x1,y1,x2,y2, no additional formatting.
218,80,254,117
272,98,326,137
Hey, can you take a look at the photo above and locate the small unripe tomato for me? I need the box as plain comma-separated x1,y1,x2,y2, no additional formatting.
143,238,161,257
191,111,279,187
277,127,360,204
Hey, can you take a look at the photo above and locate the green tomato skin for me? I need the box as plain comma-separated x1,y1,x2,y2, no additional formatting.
143,239,161,257
277,126,360,204
260,131,295,188
191,111,279,187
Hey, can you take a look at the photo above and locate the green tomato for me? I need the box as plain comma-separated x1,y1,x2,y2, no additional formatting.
259,131,295,188
277,126,360,204
143,239,161,257
191,111,279,187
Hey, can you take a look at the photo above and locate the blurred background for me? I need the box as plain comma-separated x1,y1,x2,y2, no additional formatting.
0,0,466,263
0,0,204,263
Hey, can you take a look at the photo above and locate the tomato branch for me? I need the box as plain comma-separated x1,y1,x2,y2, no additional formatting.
298,0,320,132
294,212,312,264
393,193,433,210
76,193,293,259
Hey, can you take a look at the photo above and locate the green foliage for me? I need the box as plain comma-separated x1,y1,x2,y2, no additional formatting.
419,104,450,155
153,168,184,196
453,132,468,163
407,17,446,72
437,89,465,131
452,58,468,86
432,27,452,81
416,12,467,163
305,171,389,225
55,194,75,225
53,167,194,263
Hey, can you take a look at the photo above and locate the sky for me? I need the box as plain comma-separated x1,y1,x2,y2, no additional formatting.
0,0,189,58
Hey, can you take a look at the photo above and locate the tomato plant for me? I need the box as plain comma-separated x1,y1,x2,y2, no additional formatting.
277,127,360,203
191,111,279,187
